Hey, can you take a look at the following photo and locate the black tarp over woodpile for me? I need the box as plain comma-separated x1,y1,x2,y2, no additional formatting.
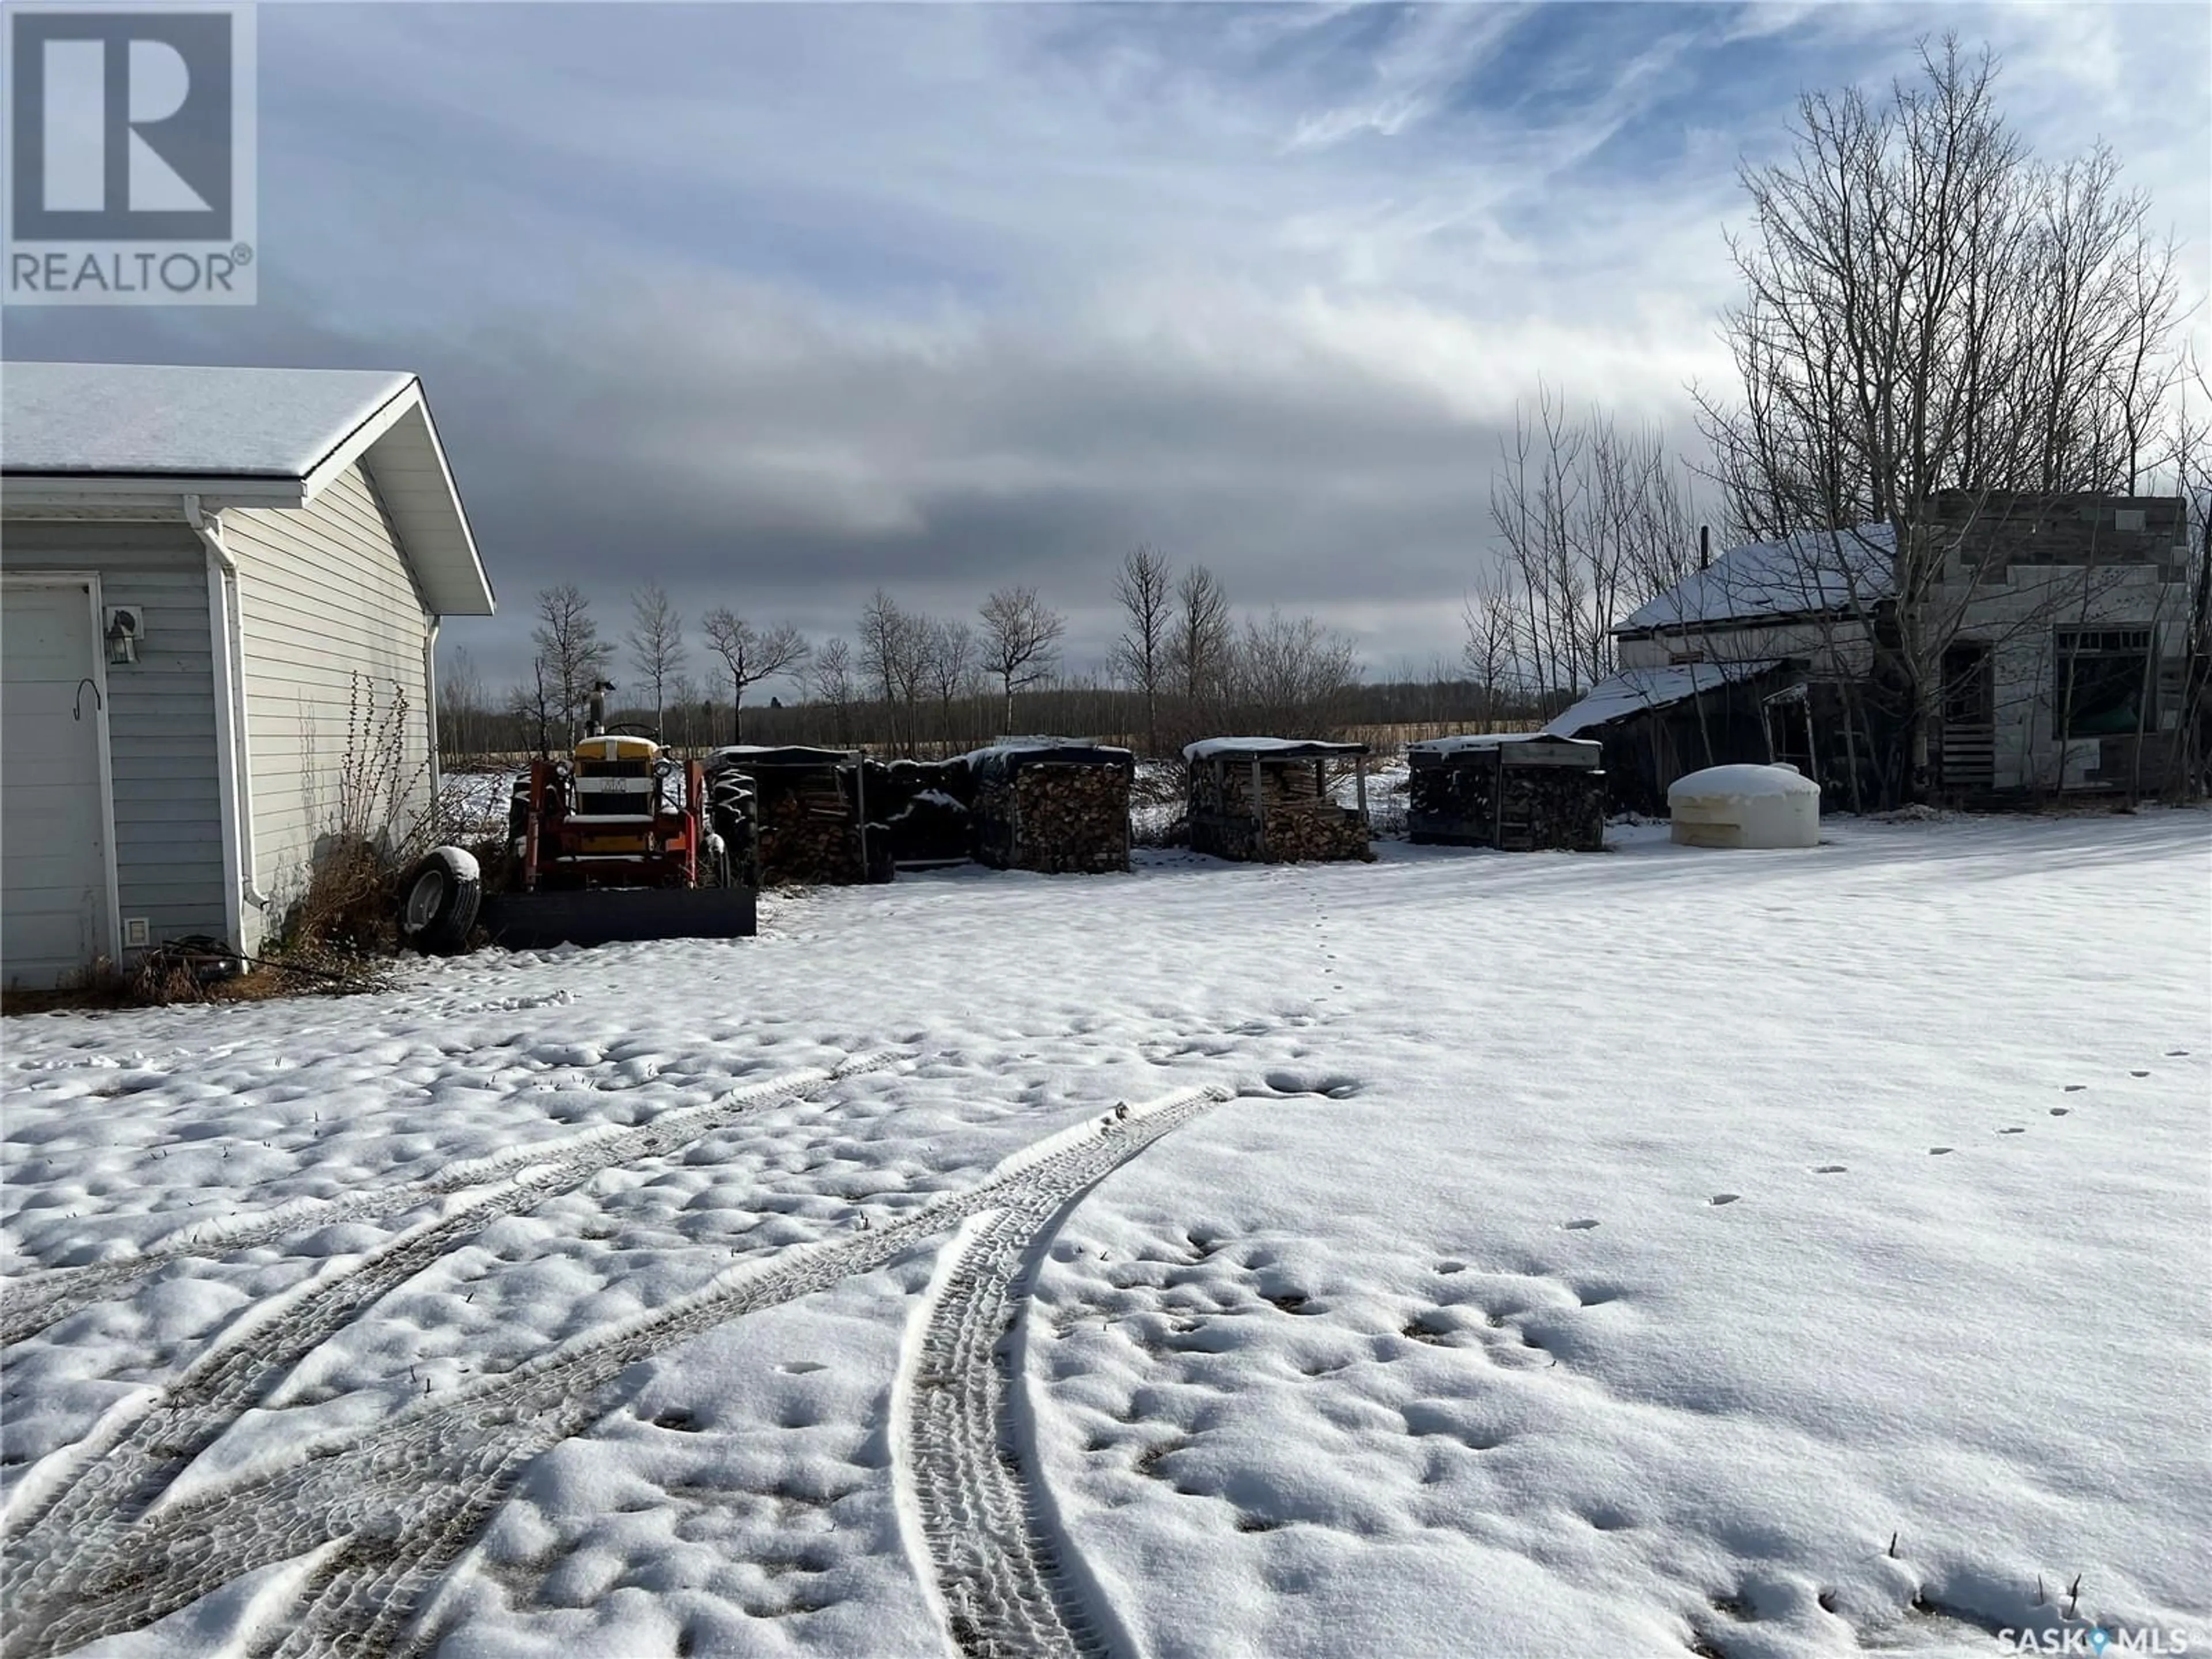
964,741,1134,874
1406,736,1605,851
1183,739,1374,863
863,759,974,868
706,747,878,885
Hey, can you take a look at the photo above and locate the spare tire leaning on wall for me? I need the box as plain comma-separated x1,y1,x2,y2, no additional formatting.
398,846,483,954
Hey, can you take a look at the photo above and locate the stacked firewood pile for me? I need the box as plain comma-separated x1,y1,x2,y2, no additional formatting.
1009,762,1130,873
1498,768,1605,852
1256,796,1374,862
967,745,1132,874
749,769,865,885
1407,742,1603,851
1189,755,1373,863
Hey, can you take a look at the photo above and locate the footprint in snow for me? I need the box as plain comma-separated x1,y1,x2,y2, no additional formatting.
1929,1146,1955,1156
2063,1085,2086,1092
1998,1127,2026,1135
2129,1069,2150,1078
2166,1050,2191,1057
1563,1219,1600,1231
1707,1194,1740,1206
1813,1165,1847,1175
2051,1107,2070,1116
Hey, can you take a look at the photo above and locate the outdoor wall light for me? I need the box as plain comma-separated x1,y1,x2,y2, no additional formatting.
104,607,142,665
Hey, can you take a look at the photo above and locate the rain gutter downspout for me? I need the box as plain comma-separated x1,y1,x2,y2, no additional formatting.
185,495,273,934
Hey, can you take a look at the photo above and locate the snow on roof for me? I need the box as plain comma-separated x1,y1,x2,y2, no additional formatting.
2,361,416,478
1618,525,1894,632
1405,733,1600,756
1669,763,1820,800
1182,737,1370,762
1542,660,1782,737
1,361,494,616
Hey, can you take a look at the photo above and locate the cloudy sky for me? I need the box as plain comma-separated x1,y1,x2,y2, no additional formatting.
8,2,2207,697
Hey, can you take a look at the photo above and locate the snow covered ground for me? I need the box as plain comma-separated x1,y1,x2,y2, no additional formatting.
2,810,2206,1659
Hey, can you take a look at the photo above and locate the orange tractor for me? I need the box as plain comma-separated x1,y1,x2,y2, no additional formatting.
403,684,757,953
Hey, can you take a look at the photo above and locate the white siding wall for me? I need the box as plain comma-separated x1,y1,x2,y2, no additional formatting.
227,463,433,941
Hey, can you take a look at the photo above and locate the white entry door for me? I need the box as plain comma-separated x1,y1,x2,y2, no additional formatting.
2,578,117,988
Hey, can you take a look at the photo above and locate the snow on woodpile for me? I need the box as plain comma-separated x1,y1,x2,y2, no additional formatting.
1181,736,1366,762
1185,739,1374,863
961,741,1134,875
1669,763,1820,849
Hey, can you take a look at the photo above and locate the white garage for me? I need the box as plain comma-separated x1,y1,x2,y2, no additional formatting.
1,362,495,990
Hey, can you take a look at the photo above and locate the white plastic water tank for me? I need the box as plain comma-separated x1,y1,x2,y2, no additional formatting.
1668,763,1820,849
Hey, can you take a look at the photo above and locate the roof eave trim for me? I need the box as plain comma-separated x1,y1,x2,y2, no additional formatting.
0,474,306,511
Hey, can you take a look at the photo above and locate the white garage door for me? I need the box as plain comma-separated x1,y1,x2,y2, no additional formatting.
2,579,116,989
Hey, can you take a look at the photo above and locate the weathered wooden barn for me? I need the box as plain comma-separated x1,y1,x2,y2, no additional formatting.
1557,494,2205,809
1543,661,1798,816
1183,738,1374,863
963,740,1133,874
1405,734,1605,851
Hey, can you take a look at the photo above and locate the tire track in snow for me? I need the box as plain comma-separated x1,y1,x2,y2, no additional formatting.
1,1052,896,1347
6,1084,1230,1659
899,1151,1176,1659
1,1052,904,1611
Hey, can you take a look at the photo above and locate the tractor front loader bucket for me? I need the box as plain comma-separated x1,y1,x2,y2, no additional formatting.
478,885,757,950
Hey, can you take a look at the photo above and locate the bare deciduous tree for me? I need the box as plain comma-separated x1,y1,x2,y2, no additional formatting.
1695,36,2186,797
508,659,555,758
701,611,810,745
925,618,979,749
1227,609,1362,735
979,585,1066,734
858,590,930,755
1490,389,1702,700
1111,544,1175,756
1460,570,1522,732
808,637,859,748
667,672,709,754
531,583,613,749
626,582,685,734
436,645,487,767
1171,563,1234,719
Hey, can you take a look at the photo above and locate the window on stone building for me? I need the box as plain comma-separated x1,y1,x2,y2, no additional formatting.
2054,628,2153,738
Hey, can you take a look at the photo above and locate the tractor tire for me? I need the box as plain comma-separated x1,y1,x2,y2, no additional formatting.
398,846,482,955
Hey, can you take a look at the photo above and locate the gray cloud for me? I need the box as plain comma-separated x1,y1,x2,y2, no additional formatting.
7,3,2204,696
